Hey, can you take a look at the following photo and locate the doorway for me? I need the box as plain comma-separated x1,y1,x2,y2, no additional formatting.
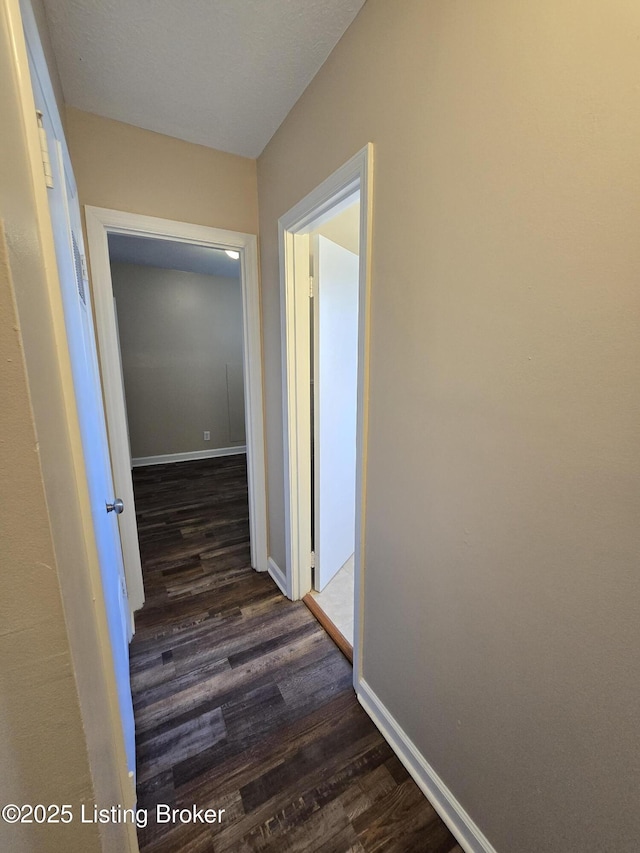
85,209,268,628
278,145,373,685
304,206,361,656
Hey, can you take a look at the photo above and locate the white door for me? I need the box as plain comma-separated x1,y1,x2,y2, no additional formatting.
313,235,360,591
28,52,136,776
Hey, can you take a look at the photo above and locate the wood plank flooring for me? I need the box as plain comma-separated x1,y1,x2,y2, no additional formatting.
130,456,461,853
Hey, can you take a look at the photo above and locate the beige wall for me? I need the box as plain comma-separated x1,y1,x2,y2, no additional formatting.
0,230,100,853
66,107,258,235
257,2,640,851
112,263,245,459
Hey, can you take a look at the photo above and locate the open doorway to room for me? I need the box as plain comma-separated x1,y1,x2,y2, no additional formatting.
278,145,373,685
107,237,253,615
84,209,268,629
304,200,361,659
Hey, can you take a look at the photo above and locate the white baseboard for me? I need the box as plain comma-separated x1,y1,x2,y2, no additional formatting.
132,446,246,467
267,557,287,596
357,679,497,853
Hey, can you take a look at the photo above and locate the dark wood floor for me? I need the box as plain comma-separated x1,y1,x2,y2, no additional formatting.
130,456,461,853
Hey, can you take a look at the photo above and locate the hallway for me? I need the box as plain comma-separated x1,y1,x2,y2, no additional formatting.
129,457,460,852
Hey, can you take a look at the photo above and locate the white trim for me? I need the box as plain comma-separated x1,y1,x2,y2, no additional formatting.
278,144,373,689
132,446,246,467
84,207,269,603
278,225,312,599
267,557,288,595
357,680,498,853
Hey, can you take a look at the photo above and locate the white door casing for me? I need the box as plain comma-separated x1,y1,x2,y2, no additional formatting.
313,235,359,591
84,207,269,588
278,144,373,686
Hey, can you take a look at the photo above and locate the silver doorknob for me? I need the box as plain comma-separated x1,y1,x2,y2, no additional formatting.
106,498,124,514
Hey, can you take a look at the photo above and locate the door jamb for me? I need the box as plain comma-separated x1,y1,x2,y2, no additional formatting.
278,144,373,685
85,207,269,616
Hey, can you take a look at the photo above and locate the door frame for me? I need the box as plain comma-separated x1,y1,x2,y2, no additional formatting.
85,207,269,614
278,144,373,685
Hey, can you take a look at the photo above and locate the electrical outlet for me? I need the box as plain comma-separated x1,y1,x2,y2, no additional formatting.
203,431,211,441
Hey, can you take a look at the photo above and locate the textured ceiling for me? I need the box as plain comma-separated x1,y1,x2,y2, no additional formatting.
108,235,240,279
42,0,365,158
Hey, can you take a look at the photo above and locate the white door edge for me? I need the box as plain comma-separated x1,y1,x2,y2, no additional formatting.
313,235,359,592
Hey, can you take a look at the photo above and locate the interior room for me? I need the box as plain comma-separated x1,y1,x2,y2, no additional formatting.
2,2,639,852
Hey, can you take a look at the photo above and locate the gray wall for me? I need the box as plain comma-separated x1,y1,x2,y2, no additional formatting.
257,1,640,851
111,262,245,460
